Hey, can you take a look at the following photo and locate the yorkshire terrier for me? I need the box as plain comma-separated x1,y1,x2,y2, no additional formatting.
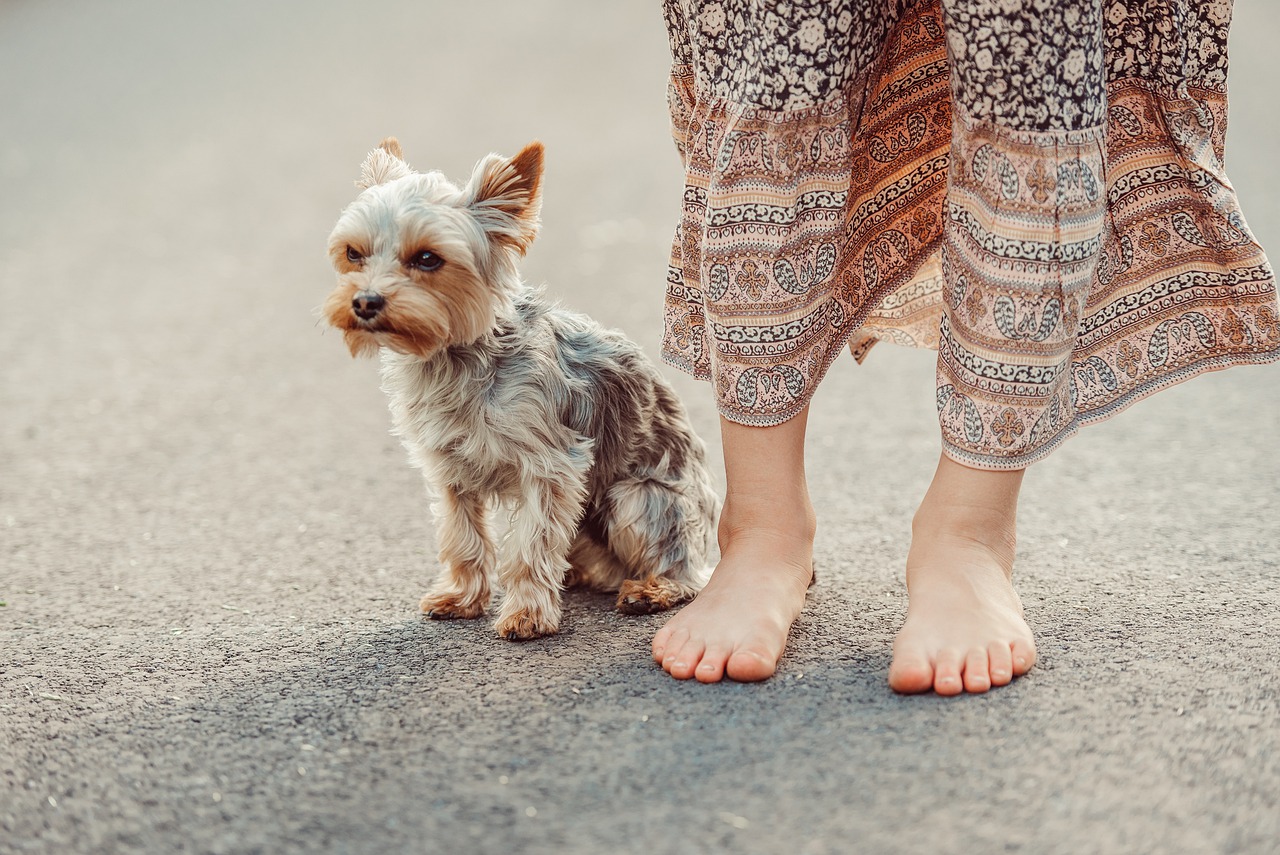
323,138,719,640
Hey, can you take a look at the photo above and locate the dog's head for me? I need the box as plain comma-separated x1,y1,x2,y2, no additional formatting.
323,138,544,359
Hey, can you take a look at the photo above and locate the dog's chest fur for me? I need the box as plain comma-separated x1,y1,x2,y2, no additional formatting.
377,294,662,501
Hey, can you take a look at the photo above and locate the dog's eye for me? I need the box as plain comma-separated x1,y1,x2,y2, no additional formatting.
345,246,364,264
408,250,444,272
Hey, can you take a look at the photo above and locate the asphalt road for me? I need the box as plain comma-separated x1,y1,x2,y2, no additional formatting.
2,2,1279,853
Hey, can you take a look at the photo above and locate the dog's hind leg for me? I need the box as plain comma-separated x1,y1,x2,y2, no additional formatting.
604,477,717,615
420,486,494,620
566,530,627,591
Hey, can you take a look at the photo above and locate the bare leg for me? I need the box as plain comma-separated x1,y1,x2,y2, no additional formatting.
651,408,815,682
889,452,1037,695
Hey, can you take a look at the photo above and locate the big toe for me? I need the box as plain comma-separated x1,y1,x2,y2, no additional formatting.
724,647,778,683
888,649,935,694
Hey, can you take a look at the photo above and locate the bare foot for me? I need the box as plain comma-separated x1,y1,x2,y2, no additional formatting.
888,454,1037,695
651,411,815,683
651,527,813,682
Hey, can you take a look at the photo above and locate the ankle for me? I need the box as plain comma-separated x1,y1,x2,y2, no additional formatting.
912,455,1021,557
712,508,815,595
911,499,1017,558
718,493,817,551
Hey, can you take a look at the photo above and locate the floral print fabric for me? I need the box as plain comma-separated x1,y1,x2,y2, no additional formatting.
662,0,1279,468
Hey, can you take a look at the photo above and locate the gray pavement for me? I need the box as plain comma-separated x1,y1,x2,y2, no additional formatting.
2,1,1279,853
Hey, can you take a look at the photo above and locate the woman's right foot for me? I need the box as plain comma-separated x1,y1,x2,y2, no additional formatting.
651,524,813,683
653,410,816,683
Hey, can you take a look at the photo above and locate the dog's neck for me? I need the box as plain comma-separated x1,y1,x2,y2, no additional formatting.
377,286,553,465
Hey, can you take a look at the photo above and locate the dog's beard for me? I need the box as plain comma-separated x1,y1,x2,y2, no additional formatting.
323,272,498,359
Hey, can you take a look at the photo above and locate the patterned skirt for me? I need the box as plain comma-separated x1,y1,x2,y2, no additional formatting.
662,0,1280,468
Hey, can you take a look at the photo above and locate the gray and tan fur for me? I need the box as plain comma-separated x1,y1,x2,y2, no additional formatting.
323,138,719,640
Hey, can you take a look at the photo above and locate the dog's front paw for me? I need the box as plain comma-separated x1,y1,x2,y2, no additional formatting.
616,576,698,615
493,606,560,641
420,591,488,620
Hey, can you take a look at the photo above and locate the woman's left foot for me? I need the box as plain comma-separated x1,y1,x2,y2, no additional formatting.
888,455,1037,695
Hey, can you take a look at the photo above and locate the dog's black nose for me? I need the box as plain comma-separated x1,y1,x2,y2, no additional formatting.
352,292,385,320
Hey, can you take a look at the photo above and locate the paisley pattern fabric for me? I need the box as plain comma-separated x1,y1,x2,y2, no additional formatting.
662,0,1279,468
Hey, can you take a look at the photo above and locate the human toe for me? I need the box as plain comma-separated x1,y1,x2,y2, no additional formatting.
987,640,1014,686
662,637,706,680
693,643,732,683
962,647,991,693
652,624,687,664
888,647,935,694
1011,639,1037,676
724,646,777,683
932,649,964,696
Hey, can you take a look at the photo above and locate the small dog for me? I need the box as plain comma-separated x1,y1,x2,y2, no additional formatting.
323,138,719,640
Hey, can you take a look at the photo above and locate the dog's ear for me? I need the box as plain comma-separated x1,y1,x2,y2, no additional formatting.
356,137,413,189
464,141,544,254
